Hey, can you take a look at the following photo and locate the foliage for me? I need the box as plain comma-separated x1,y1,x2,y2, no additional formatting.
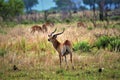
0,0,24,20
108,37,120,52
110,16,120,20
21,20,35,24
87,27,93,30
23,0,38,12
73,41,91,52
83,0,95,8
53,0,74,10
94,36,120,52
0,48,7,57
94,36,110,49
0,29,7,34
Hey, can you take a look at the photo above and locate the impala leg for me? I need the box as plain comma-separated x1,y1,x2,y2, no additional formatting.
59,55,62,68
65,55,68,69
70,53,74,69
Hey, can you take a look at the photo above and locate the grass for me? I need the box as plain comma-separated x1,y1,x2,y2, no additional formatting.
0,21,120,80
1,51,120,80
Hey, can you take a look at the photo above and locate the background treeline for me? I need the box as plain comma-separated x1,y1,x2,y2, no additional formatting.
0,0,120,24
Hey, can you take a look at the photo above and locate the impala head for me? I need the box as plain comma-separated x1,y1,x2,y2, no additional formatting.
48,28,65,42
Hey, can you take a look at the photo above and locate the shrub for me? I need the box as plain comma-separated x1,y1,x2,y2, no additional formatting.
94,36,120,52
64,18,71,24
94,36,110,49
0,29,7,34
87,27,93,30
73,41,91,52
112,23,120,30
0,48,7,57
109,37,120,52
47,18,61,23
110,16,120,20
21,20,35,24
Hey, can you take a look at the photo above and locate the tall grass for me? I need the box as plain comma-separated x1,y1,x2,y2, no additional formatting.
0,21,120,80
0,48,7,57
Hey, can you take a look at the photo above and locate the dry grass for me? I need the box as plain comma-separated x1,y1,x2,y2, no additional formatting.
0,21,120,80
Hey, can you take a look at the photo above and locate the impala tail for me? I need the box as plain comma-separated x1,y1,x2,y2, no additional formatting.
64,40,71,47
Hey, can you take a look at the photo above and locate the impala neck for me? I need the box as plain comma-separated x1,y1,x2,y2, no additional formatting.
52,39,60,50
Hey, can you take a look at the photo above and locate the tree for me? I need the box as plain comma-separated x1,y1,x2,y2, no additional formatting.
53,0,74,10
113,0,120,8
8,0,24,16
83,0,97,28
23,0,38,13
83,0,95,9
83,0,96,17
53,0,75,18
0,0,24,20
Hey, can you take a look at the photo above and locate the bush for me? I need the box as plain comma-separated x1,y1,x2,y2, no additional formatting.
21,20,35,24
73,41,91,52
109,37,120,52
112,23,120,30
47,18,61,23
0,48,7,57
110,16,120,20
94,36,120,52
0,29,7,34
94,36,110,49
0,21,17,28
87,27,93,30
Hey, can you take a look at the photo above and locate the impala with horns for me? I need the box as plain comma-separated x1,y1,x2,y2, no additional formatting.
48,28,74,69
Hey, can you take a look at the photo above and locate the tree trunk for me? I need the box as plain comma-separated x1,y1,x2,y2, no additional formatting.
44,10,48,21
99,0,105,21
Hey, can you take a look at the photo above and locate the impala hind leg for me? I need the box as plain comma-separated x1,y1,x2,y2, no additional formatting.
70,53,74,69
59,55,62,68
65,55,68,69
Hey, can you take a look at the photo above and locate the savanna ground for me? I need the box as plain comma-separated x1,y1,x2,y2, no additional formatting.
0,21,120,80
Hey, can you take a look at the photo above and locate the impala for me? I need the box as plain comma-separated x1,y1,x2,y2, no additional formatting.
48,28,74,69
42,22,54,32
31,25,42,33
77,22,86,28
42,24,48,32
44,22,54,27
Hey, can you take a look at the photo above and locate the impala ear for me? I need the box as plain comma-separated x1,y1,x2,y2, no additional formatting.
48,35,51,37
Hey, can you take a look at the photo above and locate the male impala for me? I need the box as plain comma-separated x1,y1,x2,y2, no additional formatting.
48,28,74,69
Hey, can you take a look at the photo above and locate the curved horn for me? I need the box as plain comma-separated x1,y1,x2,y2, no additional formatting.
48,28,57,37
54,28,65,36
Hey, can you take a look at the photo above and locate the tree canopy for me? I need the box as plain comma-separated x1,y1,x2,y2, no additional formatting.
0,0,24,20
53,0,74,10
23,0,39,12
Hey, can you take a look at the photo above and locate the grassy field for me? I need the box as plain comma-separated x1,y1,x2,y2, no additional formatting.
0,21,120,80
